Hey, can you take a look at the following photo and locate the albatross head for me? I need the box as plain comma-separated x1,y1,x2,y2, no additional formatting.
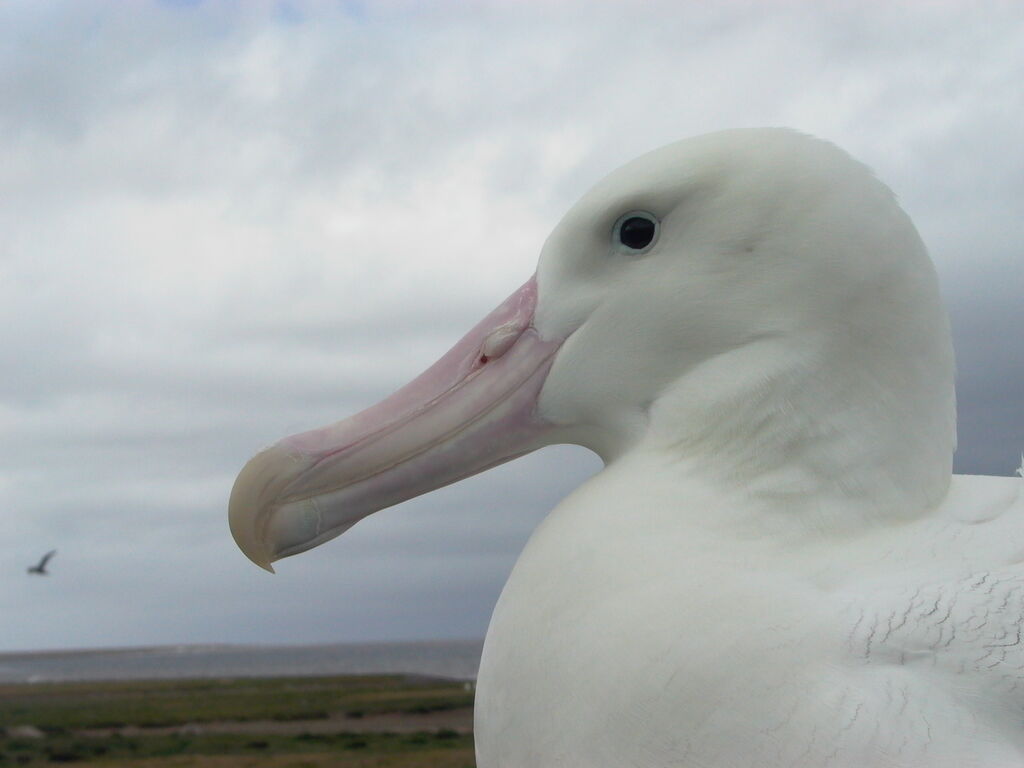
230,128,955,570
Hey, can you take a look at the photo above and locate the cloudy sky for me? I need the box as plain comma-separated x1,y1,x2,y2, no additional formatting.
1,0,1022,652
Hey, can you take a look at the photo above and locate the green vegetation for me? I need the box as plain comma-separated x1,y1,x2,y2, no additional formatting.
0,675,476,767
0,676,473,730
0,730,474,766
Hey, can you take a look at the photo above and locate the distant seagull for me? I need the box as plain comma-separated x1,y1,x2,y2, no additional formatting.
27,550,56,575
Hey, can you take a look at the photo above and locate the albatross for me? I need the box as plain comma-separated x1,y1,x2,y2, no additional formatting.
229,128,1024,767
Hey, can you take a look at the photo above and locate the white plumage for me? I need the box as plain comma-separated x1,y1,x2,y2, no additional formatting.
477,461,1023,766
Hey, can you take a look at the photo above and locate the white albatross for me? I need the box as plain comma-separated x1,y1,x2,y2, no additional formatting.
229,128,1024,767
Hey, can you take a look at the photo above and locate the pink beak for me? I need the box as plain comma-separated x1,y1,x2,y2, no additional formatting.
228,277,563,571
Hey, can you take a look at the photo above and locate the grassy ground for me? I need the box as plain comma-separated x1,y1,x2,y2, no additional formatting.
0,676,475,767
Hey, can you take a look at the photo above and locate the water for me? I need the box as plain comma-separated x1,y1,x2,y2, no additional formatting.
0,639,484,684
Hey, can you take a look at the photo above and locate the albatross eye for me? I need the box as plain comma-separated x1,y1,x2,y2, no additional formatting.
613,211,659,252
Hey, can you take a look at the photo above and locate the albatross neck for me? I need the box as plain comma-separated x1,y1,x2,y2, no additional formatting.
578,329,956,538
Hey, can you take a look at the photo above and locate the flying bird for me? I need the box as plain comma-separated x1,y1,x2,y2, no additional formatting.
27,550,56,575
229,129,1024,766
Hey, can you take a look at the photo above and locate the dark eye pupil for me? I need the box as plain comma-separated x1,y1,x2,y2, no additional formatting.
619,216,656,249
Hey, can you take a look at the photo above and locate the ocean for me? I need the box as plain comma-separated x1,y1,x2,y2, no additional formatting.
0,639,484,684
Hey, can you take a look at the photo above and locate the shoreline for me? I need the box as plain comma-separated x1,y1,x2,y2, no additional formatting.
0,637,484,659
0,639,483,686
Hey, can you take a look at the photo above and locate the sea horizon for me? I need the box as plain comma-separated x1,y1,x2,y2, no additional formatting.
0,638,485,684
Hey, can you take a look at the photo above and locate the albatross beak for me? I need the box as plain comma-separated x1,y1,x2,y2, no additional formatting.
228,276,562,571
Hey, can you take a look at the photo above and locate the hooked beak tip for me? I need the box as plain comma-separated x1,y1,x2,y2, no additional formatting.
229,444,303,573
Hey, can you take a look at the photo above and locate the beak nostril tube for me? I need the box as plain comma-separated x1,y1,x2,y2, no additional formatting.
481,322,525,361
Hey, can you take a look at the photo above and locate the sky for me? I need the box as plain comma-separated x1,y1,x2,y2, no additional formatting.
1,0,1022,652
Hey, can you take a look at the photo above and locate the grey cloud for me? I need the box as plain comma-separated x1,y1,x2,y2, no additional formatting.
0,1,1021,652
